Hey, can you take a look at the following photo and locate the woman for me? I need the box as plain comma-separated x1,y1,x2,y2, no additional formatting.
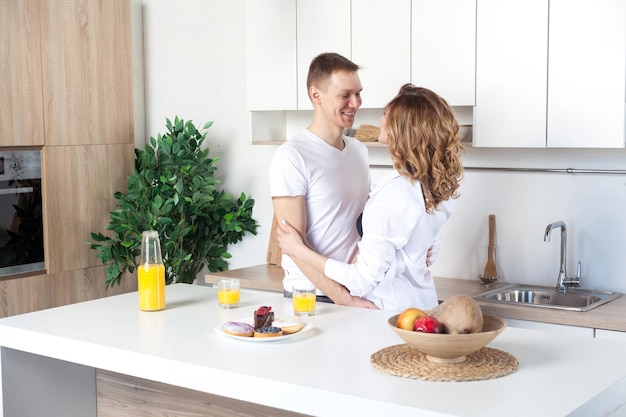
277,84,464,312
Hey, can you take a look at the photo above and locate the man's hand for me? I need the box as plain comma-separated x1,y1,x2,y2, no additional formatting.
342,295,379,309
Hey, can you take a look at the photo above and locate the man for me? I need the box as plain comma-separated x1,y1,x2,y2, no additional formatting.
268,52,375,308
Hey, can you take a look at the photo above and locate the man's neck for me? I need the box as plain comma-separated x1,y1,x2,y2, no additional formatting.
307,122,346,150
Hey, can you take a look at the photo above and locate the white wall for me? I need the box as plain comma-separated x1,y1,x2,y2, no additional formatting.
141,0,274,275
140,0,626,294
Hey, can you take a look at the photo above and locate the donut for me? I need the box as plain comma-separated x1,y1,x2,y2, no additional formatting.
253,326,283,338
273,316,305,334
223,321,254,337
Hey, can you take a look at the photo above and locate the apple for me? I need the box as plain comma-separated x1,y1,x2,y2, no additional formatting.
396,308,426,330
413,315,442,333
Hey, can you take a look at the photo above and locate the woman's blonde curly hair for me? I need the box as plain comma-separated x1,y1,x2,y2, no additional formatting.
385,84,464,213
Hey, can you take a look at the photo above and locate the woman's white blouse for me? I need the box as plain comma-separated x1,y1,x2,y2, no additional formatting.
324,171,454,312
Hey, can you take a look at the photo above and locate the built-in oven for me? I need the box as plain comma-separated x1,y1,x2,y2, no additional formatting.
0,149,45,278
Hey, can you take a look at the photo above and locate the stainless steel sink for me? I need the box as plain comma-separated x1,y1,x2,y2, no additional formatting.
473,284,621,312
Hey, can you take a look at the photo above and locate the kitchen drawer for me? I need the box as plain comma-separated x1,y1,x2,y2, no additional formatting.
505,318,594,338
595,329,626,342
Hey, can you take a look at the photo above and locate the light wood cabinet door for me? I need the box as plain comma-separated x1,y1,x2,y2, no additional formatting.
547,0,626,148
352,0,411,109
41,0,133,146
474,0,548,147
412,0,476,106
43,144,134,274
245,0,297,111
0,0,45,147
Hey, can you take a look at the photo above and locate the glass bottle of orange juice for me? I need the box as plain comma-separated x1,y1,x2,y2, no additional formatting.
138,230,166,311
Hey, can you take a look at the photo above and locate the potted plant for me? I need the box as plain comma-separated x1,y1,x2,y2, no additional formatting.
89,116,258,288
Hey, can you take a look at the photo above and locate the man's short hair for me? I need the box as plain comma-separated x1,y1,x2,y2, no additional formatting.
306,52,360,93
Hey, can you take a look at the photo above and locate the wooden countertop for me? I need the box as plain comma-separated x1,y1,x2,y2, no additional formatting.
205,265,626,332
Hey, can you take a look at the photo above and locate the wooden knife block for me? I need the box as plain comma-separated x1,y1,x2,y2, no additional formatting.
266,214,282,267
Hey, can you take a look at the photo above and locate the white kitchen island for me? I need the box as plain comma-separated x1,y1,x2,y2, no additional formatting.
0,284,625,417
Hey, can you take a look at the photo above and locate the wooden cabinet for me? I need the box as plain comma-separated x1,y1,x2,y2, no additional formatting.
412,0,476,106
0,0,45,147
475,0,626,148
41,0,134,146
43,144,135,274
0,266,136,317
0,0,136,317
41,0,134,274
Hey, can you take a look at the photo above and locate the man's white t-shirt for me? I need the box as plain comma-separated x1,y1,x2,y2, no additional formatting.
268,129,370,294
324,171,454,312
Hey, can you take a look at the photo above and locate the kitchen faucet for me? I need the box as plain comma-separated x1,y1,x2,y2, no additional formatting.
544,221,581,293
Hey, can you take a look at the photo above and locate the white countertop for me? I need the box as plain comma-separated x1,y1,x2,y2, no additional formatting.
0,284,625,417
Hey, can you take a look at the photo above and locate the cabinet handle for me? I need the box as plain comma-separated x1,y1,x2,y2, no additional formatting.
0,187,34,195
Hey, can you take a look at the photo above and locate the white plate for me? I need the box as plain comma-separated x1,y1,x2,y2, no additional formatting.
214,319,313,342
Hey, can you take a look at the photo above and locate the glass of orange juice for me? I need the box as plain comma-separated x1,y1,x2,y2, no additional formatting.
293,284,316,316
217,278,240,308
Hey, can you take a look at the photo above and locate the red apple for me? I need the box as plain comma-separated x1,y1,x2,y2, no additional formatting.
413,315,442,333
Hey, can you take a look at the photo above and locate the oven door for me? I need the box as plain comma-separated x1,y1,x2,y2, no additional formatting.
0,151,45,278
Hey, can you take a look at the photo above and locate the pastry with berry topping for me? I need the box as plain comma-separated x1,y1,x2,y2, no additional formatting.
254,305,274,329
253,326,283,338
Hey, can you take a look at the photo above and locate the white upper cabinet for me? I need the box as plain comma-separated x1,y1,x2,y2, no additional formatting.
246,0,475,114
547,0,626,148
412,0,476,106
475,0,626,148
352,0,411,108
296,0,351,110
474,0,548,147
245,0,297,111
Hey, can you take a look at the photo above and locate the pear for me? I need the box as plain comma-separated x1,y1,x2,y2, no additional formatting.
431,294,483,334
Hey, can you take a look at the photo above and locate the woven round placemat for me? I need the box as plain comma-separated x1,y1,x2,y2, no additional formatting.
370,344,518,382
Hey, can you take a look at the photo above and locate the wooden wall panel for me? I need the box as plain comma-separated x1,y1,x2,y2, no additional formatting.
43,143,134,273
41,0,134,146
97,370,309,417
0,0,45,146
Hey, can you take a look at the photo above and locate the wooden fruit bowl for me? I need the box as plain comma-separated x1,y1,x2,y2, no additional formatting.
387,313,507,363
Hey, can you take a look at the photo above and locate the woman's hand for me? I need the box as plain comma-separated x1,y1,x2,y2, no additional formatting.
277,219,306,258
